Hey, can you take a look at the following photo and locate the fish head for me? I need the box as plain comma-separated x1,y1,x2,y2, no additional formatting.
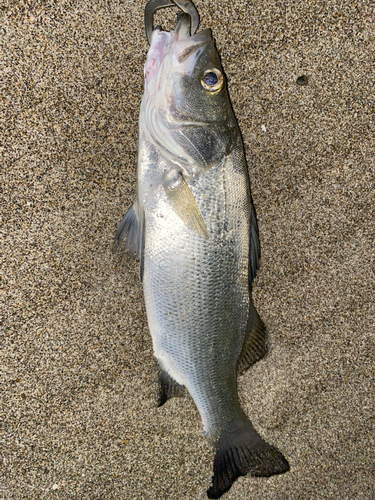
141,14,238,175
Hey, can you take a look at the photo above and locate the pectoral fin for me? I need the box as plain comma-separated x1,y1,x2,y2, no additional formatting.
116,199,145,282
164,171,208,239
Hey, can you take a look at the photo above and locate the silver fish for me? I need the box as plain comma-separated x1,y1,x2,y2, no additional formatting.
117,1,289,497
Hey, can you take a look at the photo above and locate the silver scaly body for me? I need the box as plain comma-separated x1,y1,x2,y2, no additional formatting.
139,131,250,437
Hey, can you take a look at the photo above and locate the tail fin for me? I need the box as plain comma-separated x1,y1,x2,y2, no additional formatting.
207,419,289,499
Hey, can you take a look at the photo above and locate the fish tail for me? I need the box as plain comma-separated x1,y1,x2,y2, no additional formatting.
207,417,289,499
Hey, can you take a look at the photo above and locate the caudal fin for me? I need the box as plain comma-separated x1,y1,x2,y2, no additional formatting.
207,419,289,499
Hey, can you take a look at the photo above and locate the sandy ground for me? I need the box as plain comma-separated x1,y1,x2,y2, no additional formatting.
1,1,374,499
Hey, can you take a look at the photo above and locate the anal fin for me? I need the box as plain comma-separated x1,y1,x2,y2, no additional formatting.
158,370,185,407
237,300,267,374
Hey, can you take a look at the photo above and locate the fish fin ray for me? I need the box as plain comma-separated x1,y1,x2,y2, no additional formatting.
249,198,261,287
116,200,144,259
158,369,185,407
237,300,267,374
207,419,289,499
139,211,146,283
164,171,208,239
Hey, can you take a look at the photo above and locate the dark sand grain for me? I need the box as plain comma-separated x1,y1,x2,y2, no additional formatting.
1,1,374,499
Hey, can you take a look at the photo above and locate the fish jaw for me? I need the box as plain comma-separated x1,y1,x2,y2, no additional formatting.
144,29,171,93
144,20,212,106
144,16,212,83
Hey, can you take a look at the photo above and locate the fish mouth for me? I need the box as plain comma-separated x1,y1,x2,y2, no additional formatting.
145,14,212,80
173,17,212,65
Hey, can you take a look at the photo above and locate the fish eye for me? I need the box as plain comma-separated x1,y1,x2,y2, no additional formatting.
200,68,224,92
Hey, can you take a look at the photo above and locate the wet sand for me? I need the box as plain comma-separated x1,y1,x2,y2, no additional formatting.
2,1,374,498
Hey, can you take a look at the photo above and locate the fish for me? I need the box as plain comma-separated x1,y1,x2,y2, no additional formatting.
117,1,290,497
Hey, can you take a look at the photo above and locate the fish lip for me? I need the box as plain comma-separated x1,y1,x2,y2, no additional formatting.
173,29,213,65
147,17,213,72
149,27,171,62
145,28,171,84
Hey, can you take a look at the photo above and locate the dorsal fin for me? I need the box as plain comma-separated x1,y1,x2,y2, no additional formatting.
249,198,261,287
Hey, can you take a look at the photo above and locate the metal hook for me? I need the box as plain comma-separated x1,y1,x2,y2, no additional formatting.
144,0,200,44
